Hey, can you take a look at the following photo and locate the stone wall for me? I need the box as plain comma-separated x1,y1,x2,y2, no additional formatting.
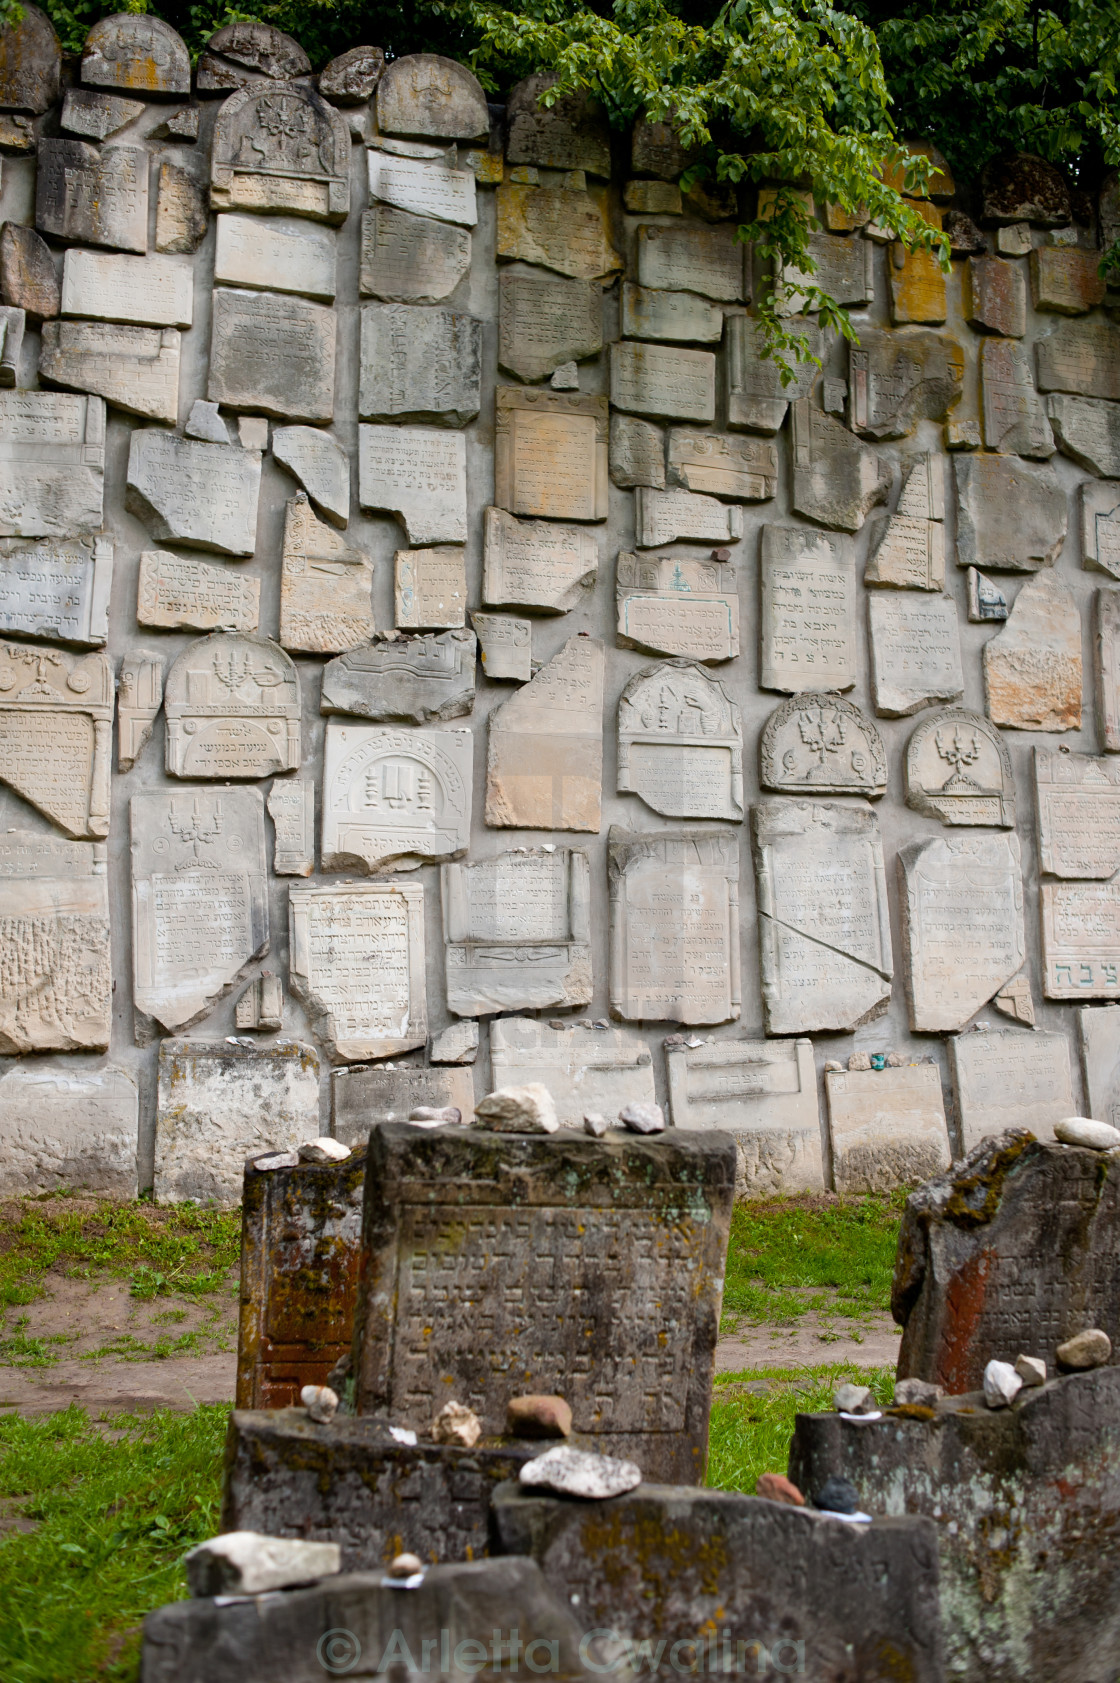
0,7,1117,1200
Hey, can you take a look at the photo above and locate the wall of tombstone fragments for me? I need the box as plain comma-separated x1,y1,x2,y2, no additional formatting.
1,5,1119,1201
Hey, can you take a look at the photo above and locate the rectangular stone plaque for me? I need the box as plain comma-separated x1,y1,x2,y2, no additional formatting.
126,430,260,556
359,425,466,544
442,849,591,1016
280,493,373,654
61,248,191,326
635,222,744,301
898,832,1026,1031
666,429,777,501
726,314,821,432
616,551,739,662
825,1065,951,1193
1041,879,1120,999
359,204,471,303
332,1065,474,1145
498,268,602,382
359,302,481,426
1082,481,1120,578
322,720,472,873
635,488,743,547
617,660,743,821
760,524,856,692
753,799,893,1033
494,387,608,522
268,777,314,875
948,1028,1073,1150
780,231,874,313
609,341,716,423
482,507,596,613
36,140,149,252
486,636,604,831
0,1064,137,1199
608,827,740,1025
619,284,722,344
163,633,301,780
208,288,335,424
1035,747,1120,877
0,831,110,1053
496,184,620,281
489,1016,655,1126
0,391,105,538
980,337,1054,458
214,214,337,302
1078,1005,1120,1131
352,1123,735,1481
666,1036,823,1197
1036,319,1120,402
394,545,466,629
1095,588,1120,751
0,534,111,645
367,150,477,227
39,320,180,425
137,548,259,633
289,881,427,1061
868,593,964,717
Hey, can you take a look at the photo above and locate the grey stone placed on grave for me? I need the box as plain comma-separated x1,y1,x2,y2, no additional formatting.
359,424,466,544
184,1533,339,1597
617,659,743,820
489,1018,654,1127
359,302,481,426
726,314,821,432
492,1485,943,1683
272,426,349,527
1035,747,1120,876
36,141,148,252
131,788,269,1035
209,289,335,424
0,224,59,321
494,387,608,522
475,1082,559,1133
377,53,488,140
331,1065,473,1144
137,550,258,634
791,400,892,531
499,267,602,383
196,21,309,90
359,203,471,304
905,707,1016,826
1041,877,1120,999
898,832,1026,1031
321,720,471,873
289,882,427,1062
981,336,1055,456
851,330,964,441
163,634,300,778
155,158,208,254
280,494,373,655
0,642,111,837
963,254,1026,337
1057,1327,1112,1368
442,849,591,1016
0,1063,136,1197
214,214,336,302
81,14,189,96
666,1035,824,1196
39,321,180,424
496,182,619,279
666,429,777,500
1096,588,1120,749
608,827,740,1025
486,636,604,832
267,779,315,876
609,340,716,423
983,570,1082,732
1036,318,1120,401
0,534,111,645
322,629,475,724
827,1064,951,1192
868,593,964,717
752,799,892,1034
483,507,597,613
0,2,60,113
635,221,744,300
620,282,722,343
789,1368,1120,1682
616,550,739,661
864,453,945,589
351,1123,735,1481
1048,391,1120,477
949,1031,1074,1151
0,832,110,1052
127,431,261,556
506,71,610,173
760,693,887,797
61,88,143,141
211,84,349,222
635,487,742,547
520,1444,641,1495
760,524,857,693
319,44,384,103
953,452,1066,571
370,150,477,229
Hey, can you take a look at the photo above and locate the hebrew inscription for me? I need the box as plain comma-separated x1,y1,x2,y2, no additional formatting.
441,849,592,1016
760,525,856,693
321,720,472,873
288,881,427,1061
898,832,1026,1031
617,661,743,820
163,634,301,779
616,551,739,662
0,831,110,1053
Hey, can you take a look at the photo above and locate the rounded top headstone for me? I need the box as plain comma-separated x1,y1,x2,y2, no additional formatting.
376,53,489,141
0,1,60,114
81,14,190,98
197,22,311,93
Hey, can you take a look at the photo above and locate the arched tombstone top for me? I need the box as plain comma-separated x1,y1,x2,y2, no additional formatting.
0,1,60,114
376,53,489,141
164,633,302,780
81,14,190,98
760,692,888,798
211,82,351,224
197,22,311,94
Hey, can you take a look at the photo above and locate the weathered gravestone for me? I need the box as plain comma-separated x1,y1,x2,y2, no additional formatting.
0,391,105,538
214,214,337,303
615,550,739,661
0,1063,136,1197
949,1028,1074,1151
163,634,301,778
441,849,592,1015
359,204,471,304
899,833,1026,1031
635,486,742,547
394,544,467,628
351,1123,735,1482
483,507,597,614
486,636,604,831
1081,480,1120,578
826,1064,952,1193
499,269,602,382
289,882,427,1061
80,14,189,96
209,289,336,424
0,2,60,114
359,424,466,544
0,642,111,838
496,184,618,279
760,524,856,693
0,534,112,645
506,72,610,173
760,693,886,797
359,302,481,426
196,21,310,91
953,452,1066,571
1048,391,1120,477
666,1035,824,1196
983,570,1082,732
370,150,478,229
321,721,472,873
40,320,181,425
791,400,892,532
905,707,1016,826
963,255,1026,338
279,493,373,654
36,141,149,252
635,221,743,300
868,593,964,717
272,425,349,526
1035,747,1120,876
864,453,945,589
0,831,110,1053
210,84,350,222
321,629,476,724
620,283,722,344
137,550,259,635
979,337,1054,457
267,778,314,875
377,53,489,141
237,1148,366,1409
495,387,608,522
617,660,743,820
331,1064,473,1145
1036,317,1120,402
1041,876,1120,999
1095,587,1120,749
126,430,261,556
489,1017,654,1125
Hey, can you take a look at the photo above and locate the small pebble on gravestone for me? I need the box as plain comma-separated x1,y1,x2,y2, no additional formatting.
814,1475,860,1515
520,1445,642,1500
618,1101,665,1134
1015,1354,1047,1387
886,1052,908,1067
755,1472,805,1507
847,1052,872,1070
184,1532,341,1597
1054,1116,1120,1150
1056,1328,1112,1370
983,1358,1023,1408
475,1083,559,1133
389,1425,418,1445
824,1060,844,1073
254,1151,300,1170
583,1111,609,1137
893,1377,943,1406
300,1384,338,1423
408,1105,462,1127
834,1382,876,1415
507,1394,573,1438
298,1137,351,1163
387,1552,424,1578
431,1400,482,1447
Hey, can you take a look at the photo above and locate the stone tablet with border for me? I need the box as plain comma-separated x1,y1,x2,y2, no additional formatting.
442,849,592,1015
760,693,886,797
494,387,608,522
760,524,856,693
0,392,104,538
667,1035,823,1197
1035,748,1120,877
905,707,1016,826
0,534,111,645
0,642,111,838
490,1016,653,1127
137,550,259,634
163,634,301,778
322,629,475,724
211,84,350,223
616,551,739,662
322,720,472,873
899,832,1025,1031
0,830,110,1053
948,1028,1074,1150
617,659,743,821
289,881,427,1061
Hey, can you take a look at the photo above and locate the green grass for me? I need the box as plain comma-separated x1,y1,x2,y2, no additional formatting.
0,1404,229,1683
722,1192,905,1329
706,1364,896,1493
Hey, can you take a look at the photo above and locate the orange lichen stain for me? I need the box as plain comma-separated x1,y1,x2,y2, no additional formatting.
937,1246,993,1391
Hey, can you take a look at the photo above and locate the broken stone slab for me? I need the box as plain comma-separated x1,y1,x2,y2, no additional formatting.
214,214,337,303
267,779,314,876
376,52,488,140
359,301,481,426
152,105,199,141
636,220,744,300
494,387,608,523
980,336,1055,457
289,882,426,1062
39,321,180,424
1036,318,1120,401
272,426,348,526
506,72,610,174
863,453,945,589
1030,245,1106,314
483,507,597,613
498,268,602,383
616,550,739,661
351,1124,735,1480
666,1035,824,1197
369,150,477,228
898,832,1026,1031
1078,1005,1120,1130
359,203,471,304
982,151,1070,223
1041,878,1120,1000
752,799,893,1034
496,183,618,279
184,399,229,444
635,486,742,547
394,545,466,629
197,21,310,90
137,550,258,635
609,340,716,423
0,224,59,320
442,849,590,1016
0,533,112,645
0,1063,137,1197
968,568,1009,621
430,1021,479,1065
623,179,682,213
279,494,373,655
619,282,721,343
61,88,144,140
331,1065,473,1145
608,827,741,1025
777,228,875,313
155,157,208,255
726,314,822,432
666,429,777,501
163,634,300,779
887,242,947,325
322,629,475,724
1048,392,1120,476
788,1369,1119,1681
117,650,162,773
963,255,1026,337
321,720,471,873
983,570,1082,731
358,425,466,544
1081,480,1120,576
127,431,261,556
212,84,349,222
0,641,111,837
184,1533,340,1598
868,593,964,717
993,969,1036,1026
760,693,887,798
953,452,1066,571
486,636,604,831
1035,747,1120,877
760,524,857,693
489,1017,654,1128
235,971,283,1030
1096,588,1120,749
617,659,743,820
0,831,110,1053
827,1064,951,1193
81,13,190,97
36,140,148,252
904,707,1016,827
208,289,335,424
319,45,384,104
791,400,892,531
948,1032,1074,1151
0,2,60,113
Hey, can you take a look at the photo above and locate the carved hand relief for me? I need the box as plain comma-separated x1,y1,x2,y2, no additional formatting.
760,694,887,797
0,642,111,837
164,634,301,779
0,831,111,1053
321,720,472,873
617,661,743,821
211,84,351,223
905,708,1016,826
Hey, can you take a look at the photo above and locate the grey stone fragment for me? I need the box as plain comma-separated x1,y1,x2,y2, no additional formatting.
980,337,1054,456
983,570,1081,732
620,282,721,343
359,425,466,544
290,882,427,1062
377,53,488,140
636,221,744,300
155,158,207,254
472,611,532,680
609,414,664,489
950,1032,1074,1153
319,45,384,103
499,268,601,382
211,84,349,222
322,629,475,724
1037,318,1120,400
963,254,1025,335
0,3,60,113
40,320,179,425
616,550,739,661
214,213,337,302
760,693,886,797
835,1381,876,1414
81,14,190,96
0,224,58,320
507,73,610,174
483,506,596,613
1015,1354,1047,1385
235,971,283,1030
791,400,892,531
1048,392,1120,476
359,302,481,425
894,1377,942,1405
486,636,604,831
869,594,963,717
898,832,1025,1031
760,524,856,692
197,22,310,92
61,88,143,140
430,1020,479,1063
666,1035,823,1196
127,432,261,556
443,849,591,1017
826,1064,951,1193
273,426,348,526
280,493,373,655
636,487,741,546
1057,1327,1112,1368
209,289,335,424
1096,589,1120,749
0,1064,137,1197
953,453,1067,571
609,827,740,1025
185,400,229,443
631,113,693,178
905,707,1016,827
726,315,821,432
850,329,965,439
779,230,874,312
36,140,148,252
968,568,1009,621
618,1101,664,1135
359,203,470,302
154,106,199,140
117,650,163,773
370,150,477,228
1035,748,1120,877
0,533,111,645
184,1533,340,1598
